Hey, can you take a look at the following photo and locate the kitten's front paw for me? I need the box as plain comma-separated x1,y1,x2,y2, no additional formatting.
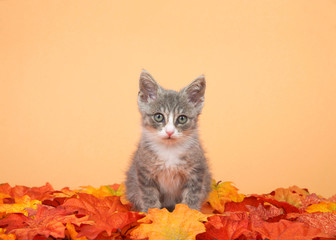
140,202,161,213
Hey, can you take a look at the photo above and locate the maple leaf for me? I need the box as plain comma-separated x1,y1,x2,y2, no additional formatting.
0,213,29,232
270,186,309,208
251,218,331,240
305,201,336,213
107,183,130,206
131,204,207,240
329,195,336,203
0,205,90,240
297,212,336,236
246,204,284,221
0,228,16,240
0,183,54,202
79,184,130,206
196,212,255,240
0,193,12,204
63,193,143,239
0,184,12,195
66,223,88,240
0,195,41,216
224,196,264,212
79,185,116,199
252,194,301,213
301,193,323,209
206,180,245,213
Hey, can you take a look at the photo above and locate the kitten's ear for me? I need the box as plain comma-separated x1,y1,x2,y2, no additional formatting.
182,75,206,109
138,70,160,102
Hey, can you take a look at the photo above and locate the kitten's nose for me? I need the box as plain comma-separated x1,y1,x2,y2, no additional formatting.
166,130,174,137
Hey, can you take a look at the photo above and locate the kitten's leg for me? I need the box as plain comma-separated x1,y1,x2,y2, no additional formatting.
137,169,161,212
181,175,204,210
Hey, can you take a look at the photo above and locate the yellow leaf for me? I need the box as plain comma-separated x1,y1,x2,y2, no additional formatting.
115,183,130,205
206,180,245,213
131,204,207,240
271,186,309,208
0,195,40,216
0,228,16,240
79,185,114,199
66,223,87,240
305,201,336,213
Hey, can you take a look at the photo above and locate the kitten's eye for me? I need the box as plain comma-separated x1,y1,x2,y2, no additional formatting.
153,113,164,122
177,115,188,124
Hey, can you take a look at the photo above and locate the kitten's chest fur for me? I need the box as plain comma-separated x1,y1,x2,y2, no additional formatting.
148,143,190,196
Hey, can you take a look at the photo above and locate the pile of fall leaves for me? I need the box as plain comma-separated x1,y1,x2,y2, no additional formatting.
0,181,335,240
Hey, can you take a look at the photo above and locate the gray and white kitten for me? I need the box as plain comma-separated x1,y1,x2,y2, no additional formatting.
125,70,212,213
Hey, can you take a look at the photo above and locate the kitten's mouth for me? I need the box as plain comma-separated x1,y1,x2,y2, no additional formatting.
163,136,178,142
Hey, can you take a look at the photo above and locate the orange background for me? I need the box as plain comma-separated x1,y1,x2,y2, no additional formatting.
1,1,335,197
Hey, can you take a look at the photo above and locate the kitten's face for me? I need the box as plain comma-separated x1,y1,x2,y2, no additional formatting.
137,70,206,145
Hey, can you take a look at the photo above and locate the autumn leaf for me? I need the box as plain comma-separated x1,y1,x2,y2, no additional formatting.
63,193,143,239
0,228,16,240
79,185,116,199
0,213,29,232
107,183,130,205
0,193,12,204
196,212,255,240
252,194,301,213
206,180,245,213
1,181,336,240
301,193,323,209
77,184,130,207
252,219,331,240
271,186,309,208
224,196,264,212
0,183,54,201
297,212,336,236
0,205,90,240
0,195,41,216
305,201,336,213
329,195,336,203
131,204,207,240
66,223,88,240
246,204,284,221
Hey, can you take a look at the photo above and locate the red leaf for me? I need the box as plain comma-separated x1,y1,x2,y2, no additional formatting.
252,219,331,240
252,194,301,213
329,195,336,203
224,196,264,212
1,205,89,240
246,204,284,221
63,193,144,239
297,212,336,236
0,213,29,231
196,212,256,240
0,183,12,195
0,183,54,201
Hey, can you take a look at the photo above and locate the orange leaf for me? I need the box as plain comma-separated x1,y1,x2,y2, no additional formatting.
206,180,245,213
0,205,90,240
0,228,16,240
252,219,331,240
66,223,88,240
63,193,143,239
131,204,207,240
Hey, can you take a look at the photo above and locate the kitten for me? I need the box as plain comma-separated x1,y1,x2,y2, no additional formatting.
125,70,212,213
